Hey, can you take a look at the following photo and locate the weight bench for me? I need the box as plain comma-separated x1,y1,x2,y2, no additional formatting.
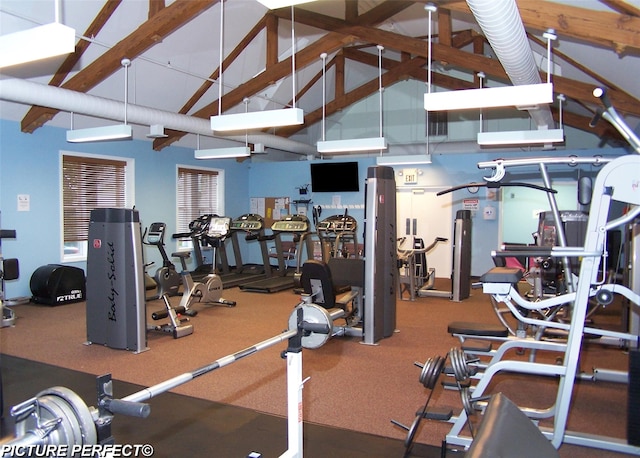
448,267,520,356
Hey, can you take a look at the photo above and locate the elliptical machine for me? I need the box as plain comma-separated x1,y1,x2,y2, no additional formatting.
172,215,236,314
143,222,181,301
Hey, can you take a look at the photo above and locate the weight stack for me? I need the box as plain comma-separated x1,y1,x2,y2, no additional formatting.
86,208,147,353
629,349,640,446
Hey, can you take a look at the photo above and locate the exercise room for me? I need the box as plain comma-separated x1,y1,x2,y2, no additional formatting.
1,1,639,457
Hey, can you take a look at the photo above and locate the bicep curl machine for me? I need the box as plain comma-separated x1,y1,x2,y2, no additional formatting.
0,302,335,458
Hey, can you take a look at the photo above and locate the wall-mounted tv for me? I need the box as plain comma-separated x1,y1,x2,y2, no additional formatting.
310,161,360,192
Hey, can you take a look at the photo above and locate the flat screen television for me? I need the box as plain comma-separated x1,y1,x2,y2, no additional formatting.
310,161,360,192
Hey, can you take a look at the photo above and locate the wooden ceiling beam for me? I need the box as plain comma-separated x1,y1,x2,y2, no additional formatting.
550,73,640,117
277,6,640,118
451,29,477,49
148,0,165,19
179,16,267,119
278,54,429,138
21,0,123,132
273,8,510,81
21,0,218,135
598,0,640,18
266,13,279,68
345,0,359,23
438,8,452,47
155,0,412,148
443,0,640,55
153,33,355,149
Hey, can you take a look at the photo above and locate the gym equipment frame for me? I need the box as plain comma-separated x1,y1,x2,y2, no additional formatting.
444,154,640,454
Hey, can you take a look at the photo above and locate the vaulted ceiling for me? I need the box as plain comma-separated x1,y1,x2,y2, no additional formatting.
1,0,639,157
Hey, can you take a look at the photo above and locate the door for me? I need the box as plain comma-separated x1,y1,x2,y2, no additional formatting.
396,188,453,278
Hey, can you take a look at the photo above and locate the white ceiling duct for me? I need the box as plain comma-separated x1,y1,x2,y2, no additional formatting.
466,0,555,129
0,78,316,155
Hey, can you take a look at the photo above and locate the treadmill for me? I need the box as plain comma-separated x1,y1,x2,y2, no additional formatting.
217,214,272,288
316,212,359,261
239,214,314,293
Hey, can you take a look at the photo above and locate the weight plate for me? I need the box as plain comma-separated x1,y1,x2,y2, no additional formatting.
405,414,422,448
14,386,97,447
449,347,469,382
419,355,444,389
288,303,333,349
460,386,475,416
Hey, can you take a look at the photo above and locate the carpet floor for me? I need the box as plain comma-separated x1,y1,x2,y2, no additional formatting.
0,277,635,457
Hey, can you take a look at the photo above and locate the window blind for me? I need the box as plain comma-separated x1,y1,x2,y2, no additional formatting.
177,167,219,232
62,155,126,242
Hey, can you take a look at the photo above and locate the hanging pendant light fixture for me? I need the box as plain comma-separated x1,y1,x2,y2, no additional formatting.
476,30,564,146
317,45,387,154
0,0,76,69
197,98,251,159
66,58,133,142
210,2,303,132
423,4,553,112
256,0,316,9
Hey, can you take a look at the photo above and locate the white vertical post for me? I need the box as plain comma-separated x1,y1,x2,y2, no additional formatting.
282,350,304,458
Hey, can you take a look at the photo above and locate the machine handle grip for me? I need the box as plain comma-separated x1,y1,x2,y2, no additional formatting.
301,321,330,335
172,232,192,239
103,398,151,418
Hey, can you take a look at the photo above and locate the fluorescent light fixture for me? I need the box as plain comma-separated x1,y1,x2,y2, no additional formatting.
256,0,316,9
477,128,564,146
317,137,387,153
195,147,251,159
376,154,432,165
211,108,303,132
66,124,133,143
0,22,76,69
424,83,553,111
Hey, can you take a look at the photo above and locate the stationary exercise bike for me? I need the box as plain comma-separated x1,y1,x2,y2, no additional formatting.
171,215,236,315
143,222,181,301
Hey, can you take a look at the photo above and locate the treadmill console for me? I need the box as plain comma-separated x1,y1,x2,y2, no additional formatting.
316,214,358,233
272,215,310,232
230,214,264,231
207,217,231,238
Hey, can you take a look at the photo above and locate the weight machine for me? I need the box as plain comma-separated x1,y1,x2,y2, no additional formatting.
397,210,472,302
0,301,338,458
438,91,640,454
294,165,398,345
85,209,200,353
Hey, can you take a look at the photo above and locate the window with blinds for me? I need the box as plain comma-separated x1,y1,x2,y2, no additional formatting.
427,110,448,137
177,167,220,234
62,154,127,259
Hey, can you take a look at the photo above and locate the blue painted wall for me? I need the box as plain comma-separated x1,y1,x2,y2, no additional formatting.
0,120,250,298
0,119,627,298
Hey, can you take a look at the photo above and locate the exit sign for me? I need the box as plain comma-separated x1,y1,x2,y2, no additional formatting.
403,168,418,184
